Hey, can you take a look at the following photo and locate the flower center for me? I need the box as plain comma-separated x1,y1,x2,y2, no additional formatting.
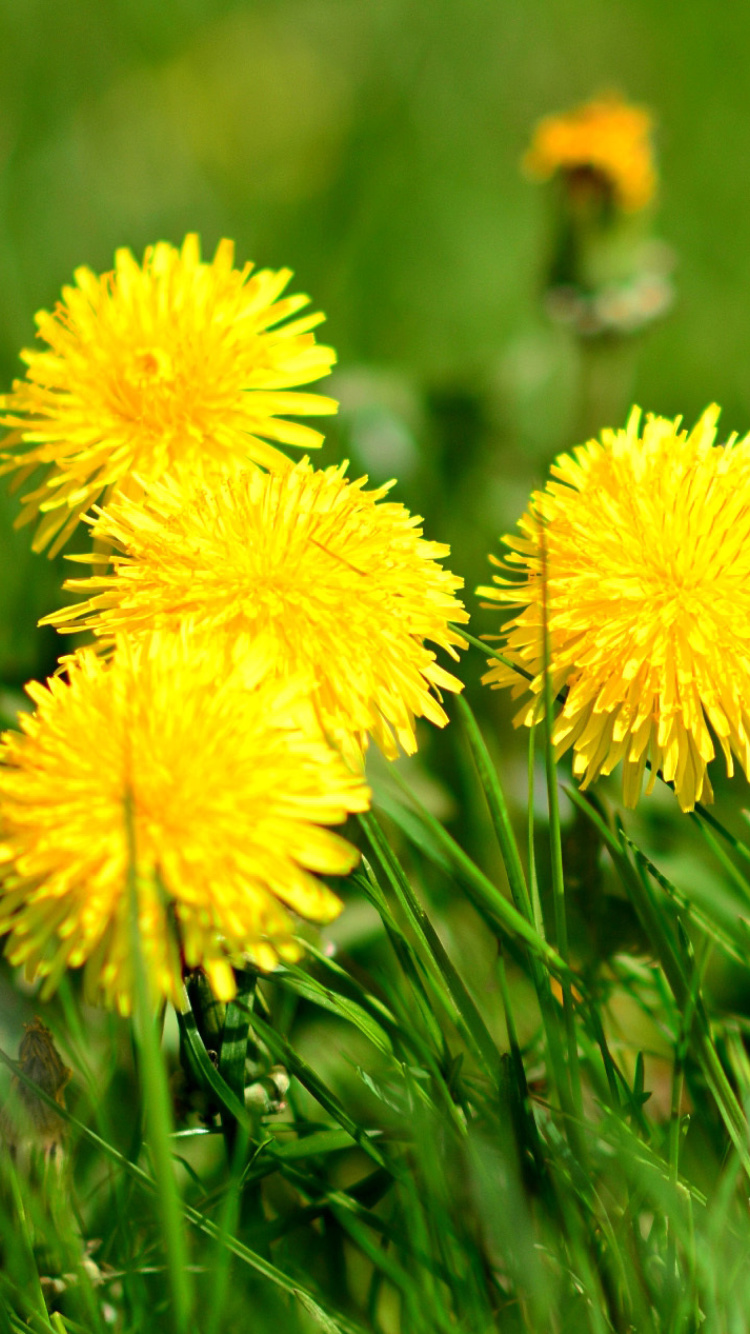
114,344,201,443
131,347,174,384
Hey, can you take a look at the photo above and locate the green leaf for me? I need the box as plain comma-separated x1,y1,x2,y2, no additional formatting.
218,968,256,1098
266,1128,357,1162
273,963,394,1056
176,997,255,1134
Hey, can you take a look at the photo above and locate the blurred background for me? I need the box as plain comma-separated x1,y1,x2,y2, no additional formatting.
1,0,748,688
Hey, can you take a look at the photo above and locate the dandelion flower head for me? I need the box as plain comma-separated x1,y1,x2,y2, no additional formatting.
46,460,468,760
523,95,656,212
0,633,370,1012
478,405,750,811
0,234,337,555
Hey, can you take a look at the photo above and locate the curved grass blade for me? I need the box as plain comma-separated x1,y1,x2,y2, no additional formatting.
294,937,435,1063
376,774,571,979
272,963,394,1057
374,767,579,1120
241,1008,392,1174
351,863,446,1056
451,625,535,684
360,811,503,1083
454,693,533,923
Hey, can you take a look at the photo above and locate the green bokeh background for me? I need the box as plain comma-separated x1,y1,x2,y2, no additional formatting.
2,0,748,898
1,0,748,689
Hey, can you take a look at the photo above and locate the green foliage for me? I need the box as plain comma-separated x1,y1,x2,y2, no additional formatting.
1,680,750,1330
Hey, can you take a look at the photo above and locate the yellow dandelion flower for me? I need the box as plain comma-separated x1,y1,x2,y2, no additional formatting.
0,234,337,555
44,459,468,760
478,405,750,812
0,632,370,1012
523,95,656,212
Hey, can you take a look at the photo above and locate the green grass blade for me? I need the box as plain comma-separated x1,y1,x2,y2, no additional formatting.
570,789,750,1179
377,769,576,1118
328,1203,452,1334
244,1008,392,1173
352,862,446,1055
692,815,750,908
293,937,437,1065
272,962,394,1056
373,777,571,977
617,828,749,966
694,801,750,868
360,810,503,1082
454,693,533,923
4,1163,49,1328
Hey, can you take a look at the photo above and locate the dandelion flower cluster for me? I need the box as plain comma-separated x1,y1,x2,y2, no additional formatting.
0,633,370,1012
45,459,468,759
479,406,750,811
0,233,467,1008
0,234,337,554
523,95,656,213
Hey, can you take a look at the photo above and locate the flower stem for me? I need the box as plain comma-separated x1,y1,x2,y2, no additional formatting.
125,792,193,1334
540,524,583,1121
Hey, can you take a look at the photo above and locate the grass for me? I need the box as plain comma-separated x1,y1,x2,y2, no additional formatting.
3,664,750,1331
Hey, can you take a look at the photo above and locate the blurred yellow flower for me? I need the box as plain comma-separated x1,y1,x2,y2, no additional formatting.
45,460,468,760
478,406,750,812
523,95,656,212
0,234,337,555
0,633,370,1012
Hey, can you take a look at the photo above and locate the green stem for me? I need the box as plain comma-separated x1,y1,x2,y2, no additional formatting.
527,723,545,940
451,625,534,682
125,794,193,1334
205,1124,252,1334
540,527,583,1120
